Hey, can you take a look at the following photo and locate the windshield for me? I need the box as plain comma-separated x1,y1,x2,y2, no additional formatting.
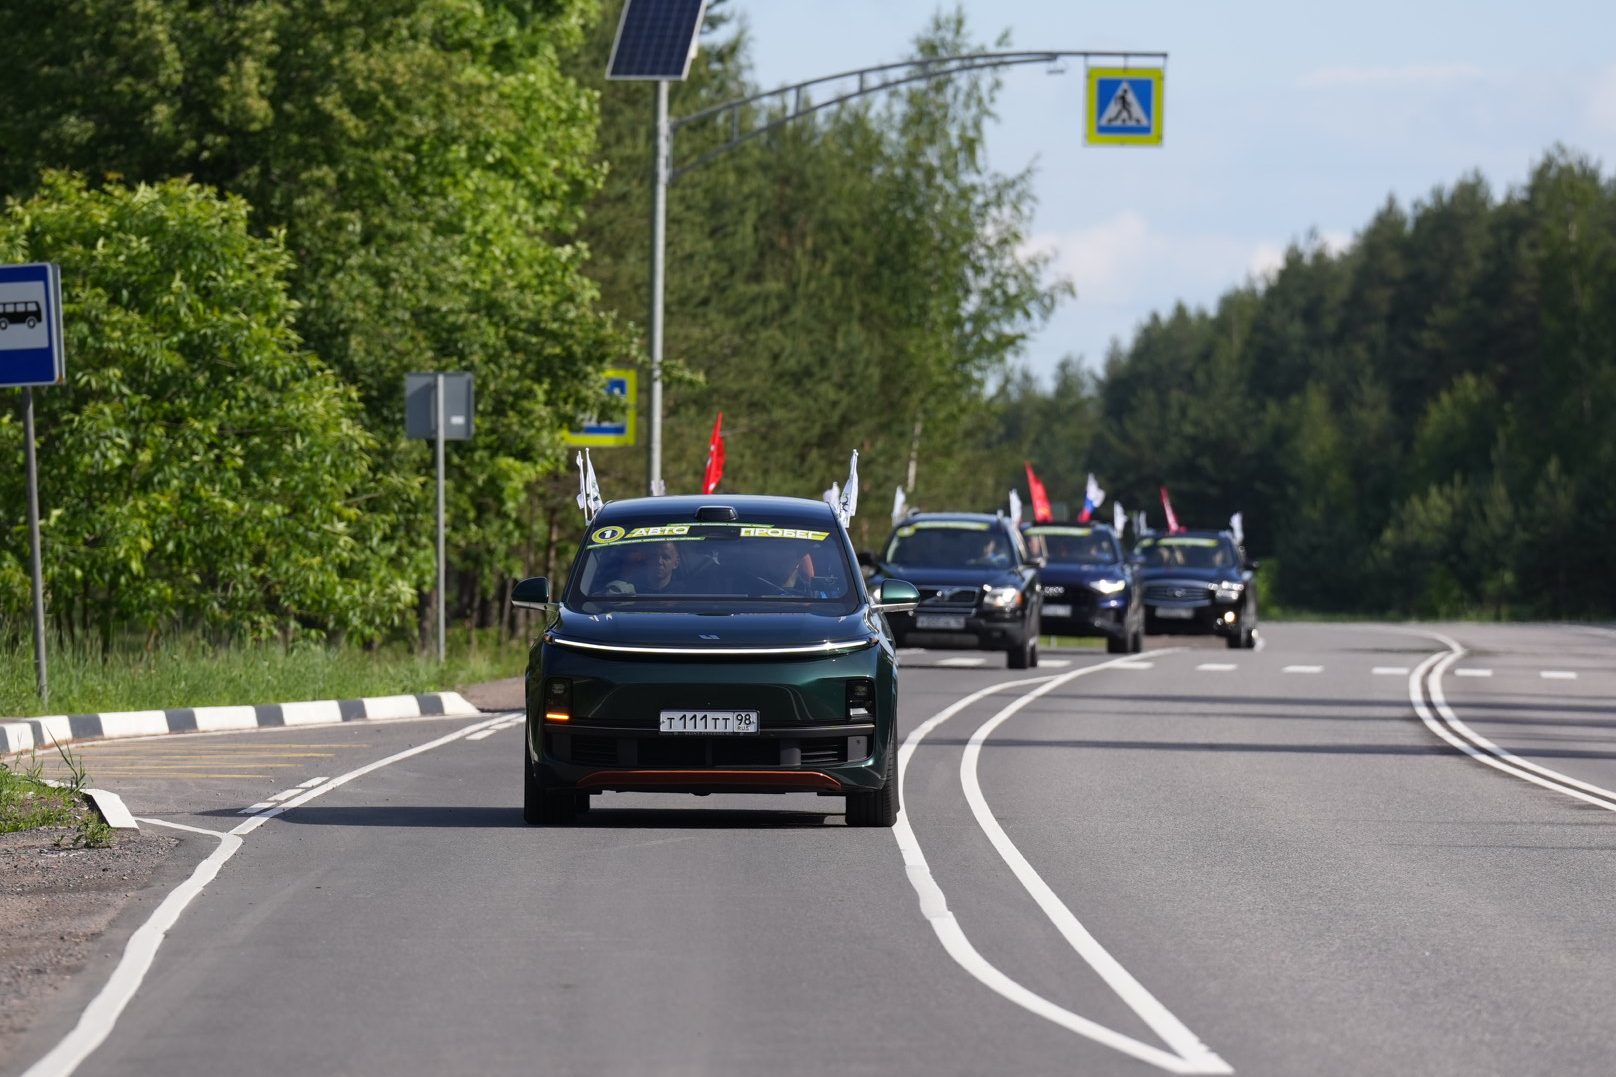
1136,536,1236,570
565,518,858,613
1026,527,1118,565
885,521,1013,567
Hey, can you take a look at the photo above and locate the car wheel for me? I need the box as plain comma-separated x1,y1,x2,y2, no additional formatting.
523,754,576,825
1006,637,1032,669
1131,626,1145,653
1106,634,1127,654
846,736,899,828
1244,625,1259,649
1029,638,1039,667
1226,629,1245,649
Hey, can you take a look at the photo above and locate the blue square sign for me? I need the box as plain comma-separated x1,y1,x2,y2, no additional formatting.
0,263,65,387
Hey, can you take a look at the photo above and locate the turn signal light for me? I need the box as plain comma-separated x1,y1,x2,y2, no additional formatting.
846,678,875,720
543,677,572,721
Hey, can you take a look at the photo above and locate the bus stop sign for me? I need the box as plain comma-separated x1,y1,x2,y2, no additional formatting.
0,263,66,388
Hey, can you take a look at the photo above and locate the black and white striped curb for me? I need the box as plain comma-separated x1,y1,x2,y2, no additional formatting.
1,692,479,757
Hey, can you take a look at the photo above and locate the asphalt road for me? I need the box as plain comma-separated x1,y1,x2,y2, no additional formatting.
10,622,1616,1077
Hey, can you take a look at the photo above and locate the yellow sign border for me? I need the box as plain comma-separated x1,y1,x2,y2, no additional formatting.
1086,67,1164,146
562,367,638,447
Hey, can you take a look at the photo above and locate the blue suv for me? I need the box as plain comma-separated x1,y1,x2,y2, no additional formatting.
1022,524,1143,654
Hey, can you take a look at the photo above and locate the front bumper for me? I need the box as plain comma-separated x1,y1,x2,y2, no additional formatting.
890,606,1033,649
1039,589,1130,638
1144,600,1245,636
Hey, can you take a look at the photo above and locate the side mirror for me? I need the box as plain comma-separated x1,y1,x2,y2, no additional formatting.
872,578,919,613
1244,559,1261,573
511,576,550,609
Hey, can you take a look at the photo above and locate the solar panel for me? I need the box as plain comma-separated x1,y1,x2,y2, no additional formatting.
607,0,708,81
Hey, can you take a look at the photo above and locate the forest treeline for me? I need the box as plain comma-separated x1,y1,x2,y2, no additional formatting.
1,1,1609,648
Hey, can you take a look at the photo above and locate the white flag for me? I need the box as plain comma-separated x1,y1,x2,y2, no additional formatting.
1134,509,1147,536
836,450,860,526
1230,512,1244,546
1008,489,1023,530
1085,473,1107,512
575,449,603,521
892,486,908,526
1113,500,1126,535
824,482,840,512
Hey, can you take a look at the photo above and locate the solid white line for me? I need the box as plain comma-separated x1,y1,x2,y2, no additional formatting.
465,729,497,741
1282,665,1322,674
24,713,509,1077
1540,671,1577,680
1196,663,1236,672
894,651,1228,1074
297,776,329,788
1372,666,1409,676
937,657,987,667
957,667,1230,1073
1453,668,1492,677
1406,637,1616,814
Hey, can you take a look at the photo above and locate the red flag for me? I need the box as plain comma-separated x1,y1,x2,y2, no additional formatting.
702,412,725,494
1159,485,1183,533
1024,462,1053,523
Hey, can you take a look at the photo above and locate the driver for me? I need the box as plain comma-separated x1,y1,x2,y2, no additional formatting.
606,541,682,594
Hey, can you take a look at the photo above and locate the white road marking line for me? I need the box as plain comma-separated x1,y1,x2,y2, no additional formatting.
297,776,329,788
26,712,514,1077
1372,666,1410,676
937,657,987,667
1196,663,1236,672
1038,658,1071,668
466,728,497,741
1453,667,1492,677
237,802,274,815
1406,636,1616,814
266,788,303,802
1252,632,1266,652
1282,665,1322,674
894,651,1227,1075
1541,670,1577,680
1113,660,1154,670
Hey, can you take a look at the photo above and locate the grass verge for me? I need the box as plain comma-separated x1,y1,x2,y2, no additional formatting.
1,627,527,720
0,745,114,846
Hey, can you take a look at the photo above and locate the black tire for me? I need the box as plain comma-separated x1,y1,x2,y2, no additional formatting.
1007,636,1032,669
523,754,576,825
846,736,899,828
1106,634,1127,654
1244,625,1259,649
574,792,593,814
1226,629,1244,649
1029,638,1039,667
1130,626,1145,653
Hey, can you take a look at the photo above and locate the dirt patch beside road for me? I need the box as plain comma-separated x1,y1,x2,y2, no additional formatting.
0,829,180,1063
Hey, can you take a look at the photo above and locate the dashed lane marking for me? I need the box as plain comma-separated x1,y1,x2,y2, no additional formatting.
1113,660,1154,670
1453,668,1493,677
1039,658,1072,668
297,776,329,787
1196,663,1237,672
1373,666,1410,675
1541,670,1578,680
1282,665,1322,674
937,657,988,667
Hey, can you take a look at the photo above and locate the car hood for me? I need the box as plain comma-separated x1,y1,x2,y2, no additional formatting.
879,565,1024,589
1136,566,1243,586
1040,563,1127,586
550,606,876,653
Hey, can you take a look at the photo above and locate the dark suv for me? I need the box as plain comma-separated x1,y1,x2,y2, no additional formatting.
1133,529,1258,648
1023,523,1143,654
868,513,1043,668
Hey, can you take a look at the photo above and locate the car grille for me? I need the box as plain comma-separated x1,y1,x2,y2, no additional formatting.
1143,581,1214,606
569,735,619,766
917,586,980,610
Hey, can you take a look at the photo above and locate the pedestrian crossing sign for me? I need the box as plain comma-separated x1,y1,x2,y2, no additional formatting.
563,368,637,447
1086,67,1163,146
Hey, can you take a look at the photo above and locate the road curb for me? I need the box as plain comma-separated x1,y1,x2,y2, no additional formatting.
0,691,480,757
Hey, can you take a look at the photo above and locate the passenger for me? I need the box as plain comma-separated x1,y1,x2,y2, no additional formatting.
607,541,682,594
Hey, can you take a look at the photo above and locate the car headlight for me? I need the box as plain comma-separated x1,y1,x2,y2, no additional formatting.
982,585,1023,609
1213,582,1245,602
1089,578,1126,595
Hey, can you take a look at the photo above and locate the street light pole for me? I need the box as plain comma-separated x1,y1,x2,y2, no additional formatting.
647,79,669,496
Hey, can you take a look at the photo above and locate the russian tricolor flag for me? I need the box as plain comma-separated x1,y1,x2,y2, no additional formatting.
1077,473,1106,523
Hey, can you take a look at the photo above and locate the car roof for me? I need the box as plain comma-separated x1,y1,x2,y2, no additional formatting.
591,494,838,527
895,511,1011,528
1139,528,1235,542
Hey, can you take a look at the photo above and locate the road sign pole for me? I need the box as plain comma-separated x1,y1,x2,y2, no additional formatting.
22,387,47,705
648,79,669,495
434,373,447,663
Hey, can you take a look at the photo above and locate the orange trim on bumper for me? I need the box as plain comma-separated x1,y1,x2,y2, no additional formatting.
575,769,842,793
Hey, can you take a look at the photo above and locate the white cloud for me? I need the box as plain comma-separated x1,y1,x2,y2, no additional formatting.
1587,65,1616,137
1031,213,1280,308
1298,64,1487,90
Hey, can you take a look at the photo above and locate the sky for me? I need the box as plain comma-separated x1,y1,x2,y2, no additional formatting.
729,0,1616,382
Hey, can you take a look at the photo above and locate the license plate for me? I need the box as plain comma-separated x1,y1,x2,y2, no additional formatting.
659,710,758,734
1042,603,1072,618
915,613,967,630
1154,607,1194,619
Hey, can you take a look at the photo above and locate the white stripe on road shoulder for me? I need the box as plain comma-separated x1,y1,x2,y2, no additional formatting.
1541,670,1577,680
894,651,1228,1075
1282,665,1322,674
